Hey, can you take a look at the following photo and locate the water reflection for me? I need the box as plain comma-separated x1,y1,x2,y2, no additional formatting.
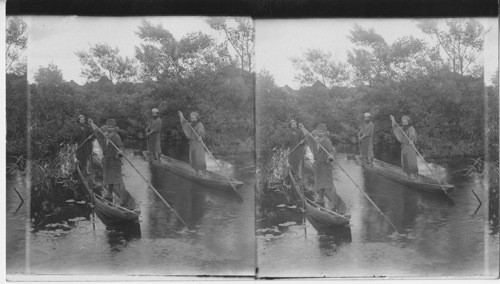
106,221,142,251
316,227,352,257
7,146,255,276
308,217,352,256
258,147,498,278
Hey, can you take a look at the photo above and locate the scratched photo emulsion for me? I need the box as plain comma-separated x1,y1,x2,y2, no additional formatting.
6,16,256,279
254,18,499,278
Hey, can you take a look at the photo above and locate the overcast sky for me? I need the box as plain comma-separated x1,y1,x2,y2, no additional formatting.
255,18,498,88
26,16,224,84
24,17,497,87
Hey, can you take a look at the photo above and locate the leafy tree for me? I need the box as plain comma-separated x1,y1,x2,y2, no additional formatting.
206,17,255,72
417,19,485,76
75,43,137,83
347,24,438,86
135,21,230,82
34,63,65,93
135,20,179,81
290,48,349,88
6,17,28,75
6,73,28,155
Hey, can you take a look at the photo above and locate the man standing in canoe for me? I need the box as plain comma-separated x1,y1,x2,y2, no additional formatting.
298,123,346,214
145,108,162,161
74,114,94,174
390,115,418,181
358,112,374,166
179,111,207,176
88,118,137,210
286,119,305,179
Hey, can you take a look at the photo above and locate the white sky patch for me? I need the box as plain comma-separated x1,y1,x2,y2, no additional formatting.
26,16,228,84
484,18,498,85
256,18,497,89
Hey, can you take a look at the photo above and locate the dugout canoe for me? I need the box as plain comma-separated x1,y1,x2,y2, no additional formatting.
142,151,244,191
355,155,455,194
76,165,140,223
288,170,351,227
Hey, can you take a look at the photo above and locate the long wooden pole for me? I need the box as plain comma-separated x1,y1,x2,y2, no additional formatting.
90,154,96,231
90,121,188,227
391,118,451,197
300,125,398,231
180,114,243,201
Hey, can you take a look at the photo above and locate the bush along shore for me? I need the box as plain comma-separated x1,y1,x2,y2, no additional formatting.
7,19,255,225
256,19,499,225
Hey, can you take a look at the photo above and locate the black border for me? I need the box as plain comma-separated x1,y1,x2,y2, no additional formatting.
6,0,499,17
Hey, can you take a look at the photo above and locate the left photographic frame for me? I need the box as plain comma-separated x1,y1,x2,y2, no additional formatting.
5,15,256,280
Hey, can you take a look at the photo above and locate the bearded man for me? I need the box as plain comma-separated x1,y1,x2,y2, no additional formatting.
179,111,207,176
390,115,418,181
88,118,137,210
299,122,347,214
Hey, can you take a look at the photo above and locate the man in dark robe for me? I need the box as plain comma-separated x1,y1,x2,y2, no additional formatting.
88,118,137,210
299,123,347,214
390,115,418,181
358,112,375,165
179,111,207,176
145,108,162,161
286,119,305,178
74,114,94,174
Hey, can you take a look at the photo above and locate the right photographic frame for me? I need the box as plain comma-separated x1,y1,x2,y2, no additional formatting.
255,18,499,278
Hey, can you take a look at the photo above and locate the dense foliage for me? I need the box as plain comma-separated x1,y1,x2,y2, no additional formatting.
6,18,255,165
258,19,496,166
256,19,498,215
5,17,255,223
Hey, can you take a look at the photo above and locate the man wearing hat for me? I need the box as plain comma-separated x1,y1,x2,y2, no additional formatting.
390,115,418,181
358,112,375,166
88,118,137,210
299,123,347,214
145,108,163,161
179,110,207,176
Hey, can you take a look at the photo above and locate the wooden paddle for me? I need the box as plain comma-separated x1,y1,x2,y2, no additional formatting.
299,124,398,231
88,119,188,227
390,115,452,198
179,112,243,202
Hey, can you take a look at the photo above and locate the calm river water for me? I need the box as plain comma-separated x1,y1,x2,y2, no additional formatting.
257,147,499,278
6,143,255,278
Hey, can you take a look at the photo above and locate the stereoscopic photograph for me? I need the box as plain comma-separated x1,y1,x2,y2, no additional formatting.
6,16,255,279
3,9,499,282
255,18,498,278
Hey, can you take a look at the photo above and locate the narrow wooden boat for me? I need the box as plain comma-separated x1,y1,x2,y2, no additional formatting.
142,151,244,191
76,165,140,223
288,170,350,227
355,155,455,194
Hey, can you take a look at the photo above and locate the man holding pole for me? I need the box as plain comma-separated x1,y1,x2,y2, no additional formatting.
298,122,346,214
358,112,375,166
286,119,305,178
179,111,207,176
74,114,94,174
390,115,418,181
88,118,137,210
145,108,162,161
